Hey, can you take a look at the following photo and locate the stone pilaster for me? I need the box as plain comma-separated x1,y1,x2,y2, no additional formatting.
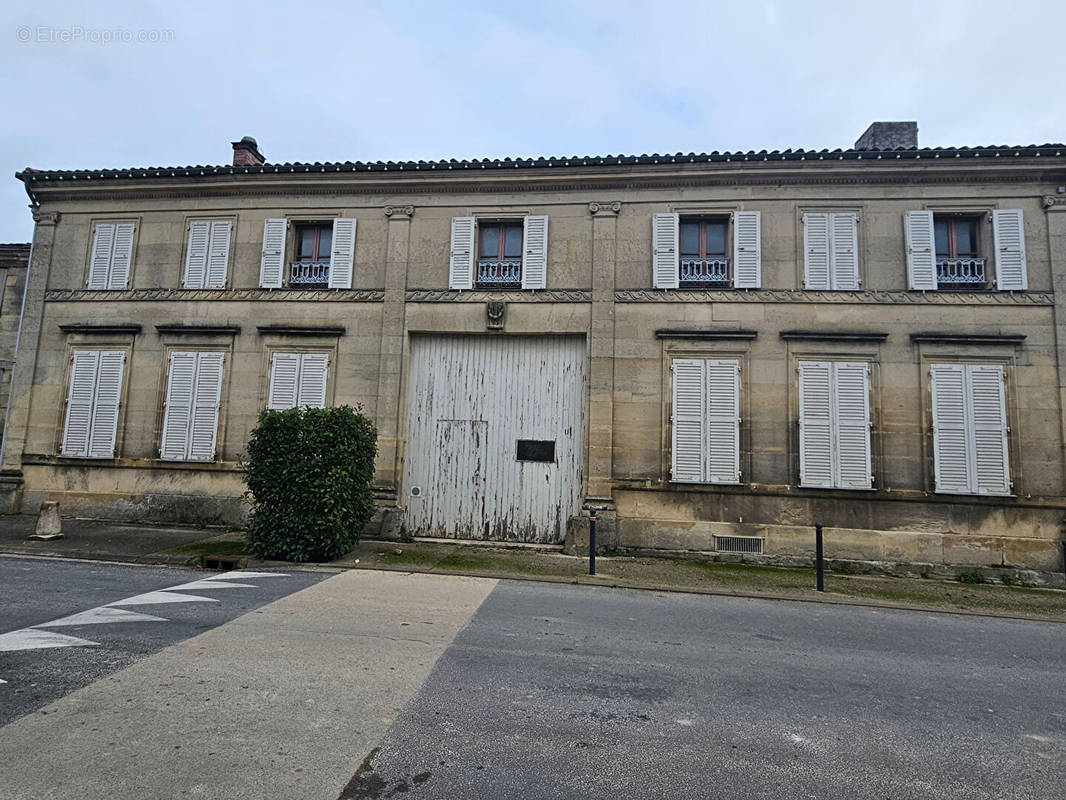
0,210,58,510
374,205,414,491
1043,194,1066,490
585,201,621,502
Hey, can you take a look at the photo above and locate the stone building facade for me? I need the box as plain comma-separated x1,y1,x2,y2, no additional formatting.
0,243,30,445
4,124,1066,579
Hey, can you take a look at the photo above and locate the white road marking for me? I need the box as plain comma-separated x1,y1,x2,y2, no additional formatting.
0,629,99,652
35,607,168,628
0,571,293,685
107,591,220,607
203,571,288,580
162,579,258,591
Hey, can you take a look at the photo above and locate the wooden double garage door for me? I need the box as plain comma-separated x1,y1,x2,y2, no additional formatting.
403,335,586,543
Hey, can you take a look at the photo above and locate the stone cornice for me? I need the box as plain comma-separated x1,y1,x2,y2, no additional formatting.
58,323,142,334
155,324,240,336
24,159,1066,205
45,288,386,302
656,329,757,340
780,330,889,342
910,332,1026,345
615,289,1055,306
256,325,347,337
406,289,591,303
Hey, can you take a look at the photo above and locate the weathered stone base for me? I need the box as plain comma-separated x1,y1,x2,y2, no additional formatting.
611,486,1066,585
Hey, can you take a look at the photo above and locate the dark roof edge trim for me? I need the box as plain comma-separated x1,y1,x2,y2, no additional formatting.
910,332,1026,345
256,325,347,337
155,324,241,335
655,329,758,341
779,330,889,342
59,323,142,334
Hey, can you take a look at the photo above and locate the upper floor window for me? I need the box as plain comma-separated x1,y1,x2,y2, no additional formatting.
477,221,524,289
934,215,985,288
448,216,548,290
259,218,356,290
87,221,135,290
802,212,859,291
182,220,232,289
652,212,761,289
906,209,1027,291
679,218,730,288
291,223,333,288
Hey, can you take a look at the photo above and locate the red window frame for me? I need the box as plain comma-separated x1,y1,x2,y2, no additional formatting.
477,221,524,263
679,218,729,259
934,216,981,259
293,223,333,263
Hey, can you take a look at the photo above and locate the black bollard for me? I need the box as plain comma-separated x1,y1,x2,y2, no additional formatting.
588,510,597,576
815,523,824,592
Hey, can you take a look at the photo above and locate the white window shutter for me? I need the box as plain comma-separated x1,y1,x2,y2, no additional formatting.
62,351,99,456
205,220,232,289
833,362,871,489
803,213,830,290
449,217,475,290
671,359,705,482
830,213,859,290
732,211,761,289
652,213,679,289
798,361,834,487
931,363,970,493
183,221,210,289
88,223,115,290
993,209,1027,290
969,365,1010,495
161,352,196,460
189,352,224,461
267,352,300,410
108,222,135,289
260,218,287,289
905,210,937,290
521,215,548,290
707,359,740,483
297,354,329,408
328,218,356,289
88,351,125,458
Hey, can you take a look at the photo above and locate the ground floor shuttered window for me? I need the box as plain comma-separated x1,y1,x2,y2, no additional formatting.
671,358,740,484
930,363,1011,496
160,351,224,462
267,352,329,410
61,350,125,458
798,361,872,490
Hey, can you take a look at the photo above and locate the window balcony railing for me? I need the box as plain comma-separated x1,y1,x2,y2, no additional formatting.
476,258,522,288
290,261,330,287
679,257,730,287
936,257,986,286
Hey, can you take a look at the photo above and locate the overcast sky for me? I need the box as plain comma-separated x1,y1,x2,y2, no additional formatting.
2,0,1063,242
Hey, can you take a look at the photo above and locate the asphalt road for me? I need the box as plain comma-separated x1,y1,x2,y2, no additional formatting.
0,555,329,725
343,581,1066,800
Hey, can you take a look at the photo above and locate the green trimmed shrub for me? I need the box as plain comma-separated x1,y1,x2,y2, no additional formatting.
243,405,377,562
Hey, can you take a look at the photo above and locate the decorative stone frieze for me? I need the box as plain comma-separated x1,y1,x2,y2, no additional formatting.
615,289,1054,305
45,288,386,302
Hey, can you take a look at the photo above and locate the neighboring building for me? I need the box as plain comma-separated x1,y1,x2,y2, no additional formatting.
0,243,30,444
4,126,1066,579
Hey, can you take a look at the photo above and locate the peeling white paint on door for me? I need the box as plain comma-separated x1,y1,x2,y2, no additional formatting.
404,335,586,542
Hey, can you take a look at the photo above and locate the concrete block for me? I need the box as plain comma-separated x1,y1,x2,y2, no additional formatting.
29,500,63,540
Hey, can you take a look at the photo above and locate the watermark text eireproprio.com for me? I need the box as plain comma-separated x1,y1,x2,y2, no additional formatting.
16,25,175,44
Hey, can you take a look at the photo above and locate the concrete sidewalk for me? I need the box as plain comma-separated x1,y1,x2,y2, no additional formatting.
0,569,498,800
2,513,1065,622
0,514,227,564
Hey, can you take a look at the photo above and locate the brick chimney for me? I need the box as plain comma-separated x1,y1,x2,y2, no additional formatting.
854,121,918,151
231,136,265,166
